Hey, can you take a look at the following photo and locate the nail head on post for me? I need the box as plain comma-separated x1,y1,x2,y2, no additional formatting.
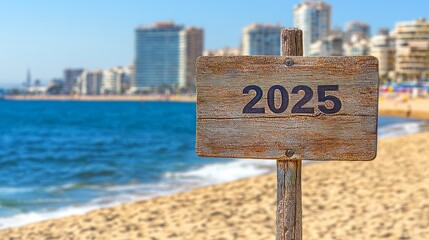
285,59,294,67
286,149,295,157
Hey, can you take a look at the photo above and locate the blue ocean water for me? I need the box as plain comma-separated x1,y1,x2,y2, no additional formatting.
0,100,424,228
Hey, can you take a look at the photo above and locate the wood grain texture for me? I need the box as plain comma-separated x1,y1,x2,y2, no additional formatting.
277,28,302,240
281,28,303,56
196,56,379,160
276,160,302,240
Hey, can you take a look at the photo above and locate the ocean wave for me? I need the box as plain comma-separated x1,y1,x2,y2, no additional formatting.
378,121,429,138
45,183,103,192
0,160,275,229
164,159,275,183
0,184,187,229
0,204,101,229
0,187,33,194
0,119,428,230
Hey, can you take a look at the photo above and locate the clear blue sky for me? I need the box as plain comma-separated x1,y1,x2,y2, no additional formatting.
0,0,428,87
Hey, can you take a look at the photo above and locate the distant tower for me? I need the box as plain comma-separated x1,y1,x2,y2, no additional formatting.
179,27,204,90
134,21,184,91
345,21,371,42
294,1,331,56
64,68,84,94
394,18,429,81
370,29,395,78
26,69,32,89
241,23,282,56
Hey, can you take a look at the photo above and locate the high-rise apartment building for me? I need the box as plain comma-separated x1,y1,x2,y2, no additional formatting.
394,18,429,81
101,68,117,95
64,68,84,94
78,70,103,95
179,27,204,90
241,23,282,56
294,1,331,56
134,22,183,91
370,29,395,78
345,21,370,41
343,34,370,56
101,66,132,94
310,34,343,56
64,66,132,95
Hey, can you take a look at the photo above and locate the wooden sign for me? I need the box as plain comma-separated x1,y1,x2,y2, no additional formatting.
196,56,379,161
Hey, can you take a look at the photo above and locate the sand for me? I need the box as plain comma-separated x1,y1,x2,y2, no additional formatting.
1,131,429,239
379,94,429,120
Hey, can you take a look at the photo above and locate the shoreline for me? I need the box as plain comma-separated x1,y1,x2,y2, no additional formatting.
0,118,426,231
1,131,429,239
4,94,429,120
3,94,196,102
379,96,429,120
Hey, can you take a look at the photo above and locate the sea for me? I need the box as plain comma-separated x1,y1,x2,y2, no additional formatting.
0,100,426,229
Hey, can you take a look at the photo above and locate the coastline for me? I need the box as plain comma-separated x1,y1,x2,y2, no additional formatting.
0,95,429,239
3,94,196,102
4,93,429,120
0,117,425,232
1,131,429,239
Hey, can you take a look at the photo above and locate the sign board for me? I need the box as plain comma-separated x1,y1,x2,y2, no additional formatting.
196,56,379,161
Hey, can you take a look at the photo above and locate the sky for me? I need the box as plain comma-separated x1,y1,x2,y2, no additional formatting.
0,0,428,87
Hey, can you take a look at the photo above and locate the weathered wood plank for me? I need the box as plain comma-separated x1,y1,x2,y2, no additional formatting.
196,56,379,160
197,56,378,119
197,115,377,160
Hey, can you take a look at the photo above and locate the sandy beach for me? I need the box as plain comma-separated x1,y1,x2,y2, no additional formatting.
379,94,429,120
0,97,428,240
1,132,429,239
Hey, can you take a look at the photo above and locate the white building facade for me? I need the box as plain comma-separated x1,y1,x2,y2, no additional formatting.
101,66,132,94
179,27,204,90
370,29,396,79
241,23,282,56
394,18,429,81
294,1,331,56
78,70,103,95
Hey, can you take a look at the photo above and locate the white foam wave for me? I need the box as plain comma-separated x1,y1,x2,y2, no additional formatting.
378,121,426,138
165,159,275,183
0,185,186,229
0,204,102,229
0,160,277,230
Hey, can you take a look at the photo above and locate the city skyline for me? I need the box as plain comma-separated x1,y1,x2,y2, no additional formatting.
1,0,429,87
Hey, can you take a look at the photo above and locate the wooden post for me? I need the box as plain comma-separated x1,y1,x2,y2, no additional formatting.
276,28,303,240
197,26,378,239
